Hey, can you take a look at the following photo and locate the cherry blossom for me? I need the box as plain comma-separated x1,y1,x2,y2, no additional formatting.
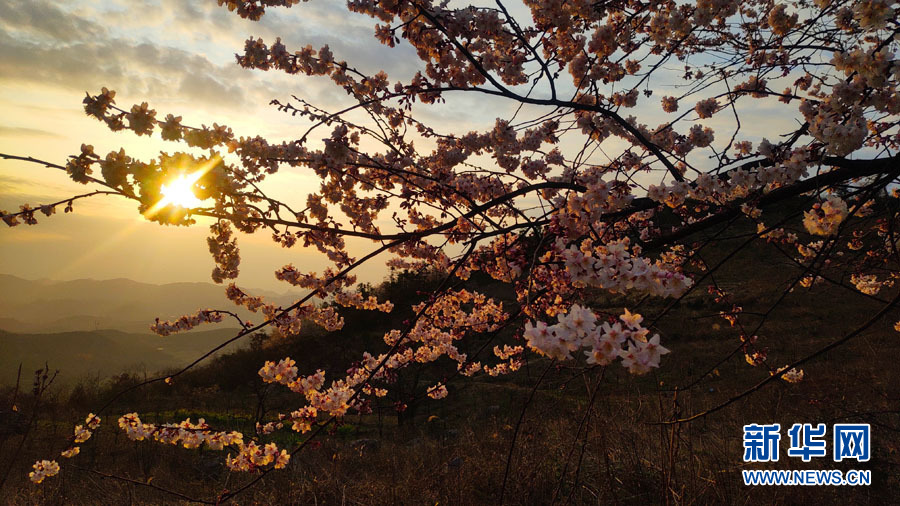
9,0,900,496
526,305,670,375
28,460,59,484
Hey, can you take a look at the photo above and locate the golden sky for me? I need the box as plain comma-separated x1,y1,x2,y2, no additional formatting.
0,0,434,291
0,0,792,292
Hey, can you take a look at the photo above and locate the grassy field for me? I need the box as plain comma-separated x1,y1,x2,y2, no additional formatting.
2,327,898,504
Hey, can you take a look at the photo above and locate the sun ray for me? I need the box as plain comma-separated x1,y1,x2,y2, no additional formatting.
57,156,222,280
142,155,221,219
53,216,144,280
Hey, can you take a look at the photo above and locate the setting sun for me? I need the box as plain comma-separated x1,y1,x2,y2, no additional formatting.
142,155,220,218
159,174,203,208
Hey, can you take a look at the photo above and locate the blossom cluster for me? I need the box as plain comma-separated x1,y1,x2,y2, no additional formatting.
775,365,805,384
525,305,670,375
28,460,60,484
256,421,284,435
208,221,240,283
118,413,290,472
82,88,237,155
150,309,225,336
29,413,100,483
646,145,812,209
253,290,515,425
427,383,448,400
225,441,291,471
803,196,849,236
850,273,890,296
258,359,355,417
286,406,319,434
118,413,244,450
561,239,692,298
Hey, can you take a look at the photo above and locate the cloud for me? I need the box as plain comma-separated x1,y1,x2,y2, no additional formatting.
0,0,107,43
0,174,71,200
0,0,435,126
0,30,251,109
0,230,72,243
0,126,63,138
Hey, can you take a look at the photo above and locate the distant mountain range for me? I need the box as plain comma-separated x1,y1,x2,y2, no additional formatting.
0,274,306,385
0,274,301,334
0,327,247,385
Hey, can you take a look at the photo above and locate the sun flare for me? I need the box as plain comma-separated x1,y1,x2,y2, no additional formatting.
142,155,220,218
160,174,204,208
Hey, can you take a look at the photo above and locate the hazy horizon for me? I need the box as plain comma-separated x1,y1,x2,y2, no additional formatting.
0,271,304,295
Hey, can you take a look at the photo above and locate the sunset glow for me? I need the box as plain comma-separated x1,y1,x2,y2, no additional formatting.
143,155,220,218
159,174,203,209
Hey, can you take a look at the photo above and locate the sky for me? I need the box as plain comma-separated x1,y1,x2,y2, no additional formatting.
0,0,797,292
0,0,451,291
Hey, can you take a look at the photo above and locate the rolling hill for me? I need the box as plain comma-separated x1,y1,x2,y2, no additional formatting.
0,327,248,385
0,274,305,385
0,274,301,333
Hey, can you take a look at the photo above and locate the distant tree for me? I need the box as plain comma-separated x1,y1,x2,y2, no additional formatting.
248,331,270,352
3,0,899,500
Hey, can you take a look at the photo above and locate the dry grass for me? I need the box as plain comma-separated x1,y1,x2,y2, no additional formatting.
2,321,898,505
3,229,900,504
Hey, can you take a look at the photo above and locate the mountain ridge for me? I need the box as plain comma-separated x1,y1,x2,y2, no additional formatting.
0,273,306,334
0,326,248,385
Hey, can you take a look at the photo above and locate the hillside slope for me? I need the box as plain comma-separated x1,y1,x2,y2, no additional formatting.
0,326,246,385
0,274,302,333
